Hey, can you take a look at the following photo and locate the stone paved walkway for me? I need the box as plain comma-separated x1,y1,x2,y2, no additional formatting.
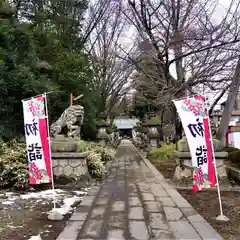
57,140,223,240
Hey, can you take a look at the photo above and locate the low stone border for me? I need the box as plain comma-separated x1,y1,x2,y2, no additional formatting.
174,185,240,192
226,165,240,182
56,162,112,240
136,148,223,240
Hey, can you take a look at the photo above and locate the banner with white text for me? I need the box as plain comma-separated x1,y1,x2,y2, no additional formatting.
173,96,216,192
22,95,52,184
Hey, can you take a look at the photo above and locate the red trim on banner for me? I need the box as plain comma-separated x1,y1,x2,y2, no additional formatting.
39,118,52,183
203,118,216,187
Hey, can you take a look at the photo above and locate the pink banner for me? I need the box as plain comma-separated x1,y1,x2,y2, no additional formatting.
22,95,52,184
173,96,217,192
203,118,216,187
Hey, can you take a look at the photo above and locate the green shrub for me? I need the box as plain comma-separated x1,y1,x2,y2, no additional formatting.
142,117,161,127
0,146,28,189
86,152,105,179
95,119,109,127
95,148,114,163
77,140,102,152
0,139,7,154
147,132,161,139
77,140,114,178
97,132,108,139
106,125,117,134
147,143,176,161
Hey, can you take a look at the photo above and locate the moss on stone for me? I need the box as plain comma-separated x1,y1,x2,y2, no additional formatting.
51,141,78,152
177,138,221,152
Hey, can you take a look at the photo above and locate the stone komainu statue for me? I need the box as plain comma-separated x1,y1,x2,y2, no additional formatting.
50,105,84,138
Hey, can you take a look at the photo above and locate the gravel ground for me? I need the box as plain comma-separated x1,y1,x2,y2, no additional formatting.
0,188,87,240
152,159,240,240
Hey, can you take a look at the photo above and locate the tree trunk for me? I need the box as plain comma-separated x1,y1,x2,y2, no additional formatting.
216,57,240,146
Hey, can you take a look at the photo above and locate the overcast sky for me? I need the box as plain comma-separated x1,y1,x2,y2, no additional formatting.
88,0,237,107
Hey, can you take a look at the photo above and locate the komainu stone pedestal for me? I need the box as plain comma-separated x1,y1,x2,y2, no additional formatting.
174,138,229,185
52,152,88,179
174,152,229,184
51,135,88,180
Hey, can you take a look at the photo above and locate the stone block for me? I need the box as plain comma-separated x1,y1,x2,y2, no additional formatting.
129,207,144,219
81,196,94,206
83,219,103,237
112,201,125,212
163,207,183,221
108,214,125,228
108,229,124,239
190,221,223,239
53,165,63,176
72,165,88,176
129,197,142,207
166,190,192,208
57,221,84,240
70,212,88,221
142,193,155,201
129,221,149,240
169,221,201,239
144,201,161,212
152,229,175,240
68,159,80,167
63,165,73,176
52,152,88,178
52,159,58,168
96,198,108,205
157,197,176,207
149,213,169,230
90,206,105,218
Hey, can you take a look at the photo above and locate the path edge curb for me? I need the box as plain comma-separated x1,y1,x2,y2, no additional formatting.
134,145,223,240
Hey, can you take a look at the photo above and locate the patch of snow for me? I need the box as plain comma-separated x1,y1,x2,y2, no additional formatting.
20,189,65,200
51,196,82,216
73,190,87,196
8,225,23,229
5,192,15,197
8,196,18,201
64,196,82,206
28,234,42,240
2,201,14,205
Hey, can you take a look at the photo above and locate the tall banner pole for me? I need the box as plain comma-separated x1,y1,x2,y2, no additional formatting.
44,92,56,210
206,100,229,221
173,95,229,222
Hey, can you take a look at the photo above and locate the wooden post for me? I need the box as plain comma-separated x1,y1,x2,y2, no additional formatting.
70,93,73,106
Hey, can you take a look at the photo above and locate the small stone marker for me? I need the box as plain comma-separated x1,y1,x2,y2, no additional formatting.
47,209,64,221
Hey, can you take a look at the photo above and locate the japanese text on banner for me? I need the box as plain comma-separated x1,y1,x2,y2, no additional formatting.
22,95,52,184
173,96,216,192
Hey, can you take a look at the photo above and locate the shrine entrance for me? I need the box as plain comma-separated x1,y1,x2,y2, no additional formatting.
113,117,139,139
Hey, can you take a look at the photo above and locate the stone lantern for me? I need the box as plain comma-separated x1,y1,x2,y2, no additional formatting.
95,119,109,146
143,117,162,148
